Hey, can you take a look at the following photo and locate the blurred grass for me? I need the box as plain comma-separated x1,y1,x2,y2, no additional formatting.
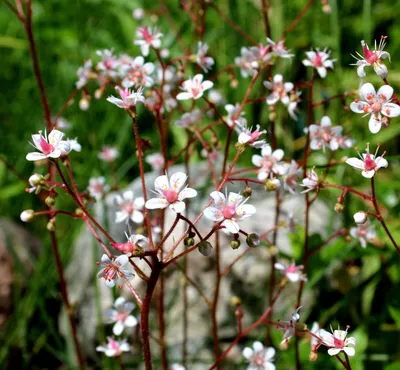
0,0,400,369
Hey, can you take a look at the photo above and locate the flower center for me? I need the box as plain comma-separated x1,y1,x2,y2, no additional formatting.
333,337,345,348
117,312,127,321
191,86,200,98
287,264,298,273
363,46,379,64
314,53,323,67
370,101,382,113
40,136,55,156
103,263,119,282
124,203,134,214
162,189,179,204
364,153,377,171
222,205,236,219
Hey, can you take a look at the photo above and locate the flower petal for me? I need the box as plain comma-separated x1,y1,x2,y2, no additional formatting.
346,157,365,170
377,84,393,102
368,114,382,134
170,172,188,192
145,198,169,209
222,219,240,234
360,83,376,101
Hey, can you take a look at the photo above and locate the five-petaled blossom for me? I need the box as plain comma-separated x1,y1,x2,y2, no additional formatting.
96,337,131,357
204,191,256,234
267,38,294,59
98,146,119,162
351,36,390,78
280,307,302,344
225,103,247,127
346,144,388,178
242,341,276,370
145,172,197,213
302,48,335,78
300,167,319,193
235,123,267,148
349,83,400,133
107,86,145,109
134,27,163,56
196,42,215,72
319,326,356,357
26,129,70,161
264,74,294,106
283,160,302,195
146,152,165,171
308,116,342,151
113,190,145,224
176,74,213,100
104,297,138,336
88,177,110,200
274,260,307,283
97,254,133,288
350,219,376,248
252,145,286,181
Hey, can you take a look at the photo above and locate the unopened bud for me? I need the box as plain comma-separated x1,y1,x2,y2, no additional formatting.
132,8,144,20
198,240,213,256
382,116,390,128
345,235,352,242
242,185,252,197
184,237,195,247
79,97,90,111
160,49,169,59
309,351,318,361
231,296,241,306
75,208,84,216
20,210,35,222
29,173,43,186
45,196,55,207
94,88,104,99
230,239,241,250
246,233,261,248
334,203,344,213
230,79,239,88
251,61,259,70
265,178,280,191
269,245,278,256
353,211,367,224
269,111,278,121
47,219,56,232
280,341,289,350
322,4,331,13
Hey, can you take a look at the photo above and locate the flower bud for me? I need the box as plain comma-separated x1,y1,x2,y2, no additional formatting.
230,79,239,88
47,219,56,232
75,208,84,216
334,203,344,213
94,88,104,99
45,196,55,207
309,351,318,361
251,61,259,70
242,185,252,197
29,173,43,186
160,49,170,59
20,210,35,222
132,8,144,20
198,240,213,256
353,211,367,224
280,341,289,350
382,116,390,128
230,239,241,250
231,296,241,306
184,237,195,247
269,111,278,121
79,97,90,111
265,178,280,191
246,233,261,248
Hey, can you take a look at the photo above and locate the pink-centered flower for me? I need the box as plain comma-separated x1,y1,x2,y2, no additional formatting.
96,49,119,71
350,219,376,248
242,341,276,370
319,326,356,357
98,146,119,162
174,109,202,129
114,190,145,224
176,74,213,100
196,42,215,72
264,74,294,106
112,232,149,255
88,177,110,201
307,116,343,151
350,83,400,133
96,337,131,357
76,59,92,89
235,123,267,148
302,48,335,78
267,38,294,59
346,144,388,178
204,191,256,234
107,86,145,109
282,160,302,195
145,172,197,213
225,103,247,127
104,297,138,336
300,167,319,193
121,56,155,88
26,129,70,161
274,260,307,283
134,27,163,56
146,152,165,171
252,145,286,181
280,307,302,344
351,36,390,78
97,254,134,288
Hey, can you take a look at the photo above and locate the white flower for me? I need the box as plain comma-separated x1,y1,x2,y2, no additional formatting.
121,56,155,88
26,129,70,161
346,144,388,178
287,90,302,120
98,146,119,162
282,160,302,195
274,260,307,282
300,167,319,193
171,365,186,370
174,109,202,129
280,307,302,344
264,74,294,106
112,232,149,255
20,210,35,222
97,254,134,288
350,219,376,248
134,27,163,56
353,211,367,225
236,123,266,148
76,59,92,89
225,103,247,127
133,8,144,20
267,38,294,59
176,74,213,100
242,341,276,370
302,48,335,78
350,83,400,133
307,116,343,151
196,42,214,72
204,191,256,234
88,177,110,201
310,322,321,352
65,138,81,153
251,145,286,181
208,89,225,105
96,337,131,357
319,326,356,357
96,49,119,72
234,47,259,78
27,173,43,193
114,190,145,224
146,152,165,171
107,86,145,109
145,172,197,213
351,36,390,78
104,297,138,336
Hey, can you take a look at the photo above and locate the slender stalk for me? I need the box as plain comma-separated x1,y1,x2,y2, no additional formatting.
211,231,221,368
